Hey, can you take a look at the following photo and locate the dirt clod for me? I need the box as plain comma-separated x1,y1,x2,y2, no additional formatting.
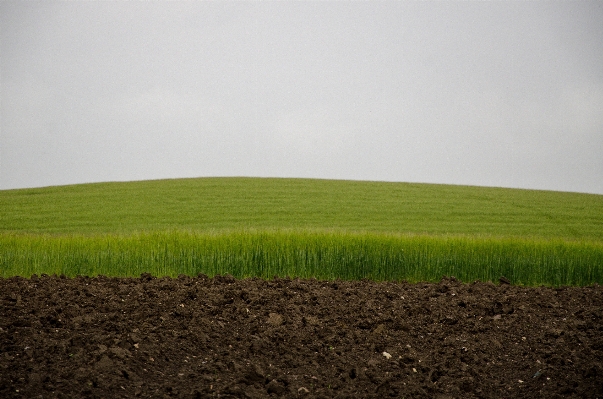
267,312,284,326
1,275,602,398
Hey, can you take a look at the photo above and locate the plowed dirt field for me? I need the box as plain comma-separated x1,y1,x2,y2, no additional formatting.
1,274,602,398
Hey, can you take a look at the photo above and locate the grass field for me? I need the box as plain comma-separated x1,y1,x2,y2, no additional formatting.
1,177,602,285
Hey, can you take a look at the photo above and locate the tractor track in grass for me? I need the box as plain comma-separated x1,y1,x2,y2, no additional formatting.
1,274,602,398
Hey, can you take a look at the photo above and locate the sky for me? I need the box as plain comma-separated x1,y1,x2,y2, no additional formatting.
1,1,602,194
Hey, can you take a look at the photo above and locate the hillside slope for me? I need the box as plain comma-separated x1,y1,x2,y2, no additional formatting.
1,177,602,240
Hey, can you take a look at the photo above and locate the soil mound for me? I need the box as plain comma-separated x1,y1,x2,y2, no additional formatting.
1,275,602,398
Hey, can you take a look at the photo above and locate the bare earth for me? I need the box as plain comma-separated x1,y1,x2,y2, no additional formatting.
1,274,602,398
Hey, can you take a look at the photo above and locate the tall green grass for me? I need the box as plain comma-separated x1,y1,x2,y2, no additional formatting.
2,178,602,285
1,231,601,286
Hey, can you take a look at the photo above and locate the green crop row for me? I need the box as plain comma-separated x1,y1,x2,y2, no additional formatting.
1,231,601,286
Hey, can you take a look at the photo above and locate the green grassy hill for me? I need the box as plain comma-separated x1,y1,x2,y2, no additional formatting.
1,178,602,285
1,177,602,240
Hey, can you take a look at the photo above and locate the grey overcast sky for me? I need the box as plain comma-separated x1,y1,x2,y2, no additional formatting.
1,1,602,194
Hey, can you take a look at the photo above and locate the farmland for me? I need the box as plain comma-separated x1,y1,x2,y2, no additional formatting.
1,178,602,398
2,177,602,239
1,177,602,286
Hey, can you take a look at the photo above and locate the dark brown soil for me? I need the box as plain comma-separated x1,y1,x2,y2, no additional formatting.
1,274,602,398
